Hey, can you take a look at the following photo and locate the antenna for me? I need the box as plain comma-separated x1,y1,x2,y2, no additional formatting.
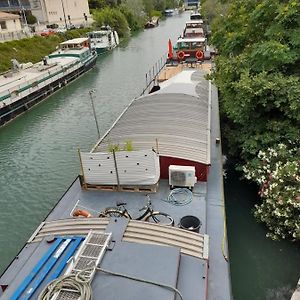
89,89,101,140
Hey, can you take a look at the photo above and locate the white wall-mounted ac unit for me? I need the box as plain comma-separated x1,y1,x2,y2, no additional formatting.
169,165,197,188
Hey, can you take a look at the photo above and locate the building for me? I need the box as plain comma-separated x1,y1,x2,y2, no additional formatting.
0,0,31,12
28,0,91,27
0,11,23,41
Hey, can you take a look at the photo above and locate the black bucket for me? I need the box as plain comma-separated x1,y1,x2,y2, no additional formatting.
179,215,201,233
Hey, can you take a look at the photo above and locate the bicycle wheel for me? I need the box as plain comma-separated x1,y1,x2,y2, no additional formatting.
100,208,129,218
145,212,174,226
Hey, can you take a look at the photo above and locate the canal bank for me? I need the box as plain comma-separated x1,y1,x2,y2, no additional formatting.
0,12,299,300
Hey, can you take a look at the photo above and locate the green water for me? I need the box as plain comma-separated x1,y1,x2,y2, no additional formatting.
0,12,299,299
225,169,300,299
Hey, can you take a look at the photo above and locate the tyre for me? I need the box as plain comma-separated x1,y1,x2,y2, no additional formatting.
100,208,129,218
145,212,174,226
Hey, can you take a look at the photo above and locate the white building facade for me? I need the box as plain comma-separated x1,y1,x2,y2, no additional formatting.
29,0,92,27
0,11,24,41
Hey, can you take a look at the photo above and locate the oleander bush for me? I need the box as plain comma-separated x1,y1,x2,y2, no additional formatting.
243,144,300,240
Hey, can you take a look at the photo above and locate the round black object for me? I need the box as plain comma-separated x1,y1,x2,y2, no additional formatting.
179,215,201,233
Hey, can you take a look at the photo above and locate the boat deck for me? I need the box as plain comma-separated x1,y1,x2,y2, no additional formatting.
0,64,232,300
0,56,79,107
158,62,211,82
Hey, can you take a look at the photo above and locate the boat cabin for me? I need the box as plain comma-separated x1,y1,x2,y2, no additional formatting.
190,12,202,20
48,37,93,60
183,21,205,38
59,37,91,50
175,37,206,61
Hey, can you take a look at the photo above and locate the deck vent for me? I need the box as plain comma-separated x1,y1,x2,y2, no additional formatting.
53,231,112,300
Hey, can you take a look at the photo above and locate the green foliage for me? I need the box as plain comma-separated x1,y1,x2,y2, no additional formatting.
243,144,300,240
210,0,300,161
123,140,133,151
0,28,90,73
93,7,130,37
26,13,37,25
151,10,162,17
120,5,145,31
208,0,300,240
108,143,121,152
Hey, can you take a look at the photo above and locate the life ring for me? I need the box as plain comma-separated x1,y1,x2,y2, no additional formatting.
73,209,92,218
177,51,185,60
195,50,204,60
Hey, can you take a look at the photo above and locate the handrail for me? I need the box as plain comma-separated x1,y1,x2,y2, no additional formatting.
141,53,167,95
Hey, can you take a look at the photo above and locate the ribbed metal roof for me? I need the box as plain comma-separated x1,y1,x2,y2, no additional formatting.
94,70,211,165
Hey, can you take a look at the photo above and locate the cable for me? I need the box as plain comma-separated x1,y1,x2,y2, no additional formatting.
97,267,184,300
163,188,193,206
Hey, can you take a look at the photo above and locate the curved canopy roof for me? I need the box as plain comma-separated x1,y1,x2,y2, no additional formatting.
94,70,211,165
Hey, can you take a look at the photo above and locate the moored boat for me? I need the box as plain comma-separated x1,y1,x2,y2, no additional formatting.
88,26,119,55
0,37,97,127
165,9,175,16
145,16,159,29
190,11,203,20
183,20,205,38
173,36,208,61
0,53,231,299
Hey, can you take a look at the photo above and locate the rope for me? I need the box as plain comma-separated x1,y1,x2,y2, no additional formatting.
39,268,93,300
163,188,193,206
39,266,184,300
97,267,184,300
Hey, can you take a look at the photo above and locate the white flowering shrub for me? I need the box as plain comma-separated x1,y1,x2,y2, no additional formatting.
243,144,300,240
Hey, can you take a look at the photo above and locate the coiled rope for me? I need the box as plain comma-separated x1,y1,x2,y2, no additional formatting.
39,266,184,300
163,188,193,206
39,268,93,300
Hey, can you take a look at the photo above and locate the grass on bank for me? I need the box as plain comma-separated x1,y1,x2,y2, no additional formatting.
0,29,90,73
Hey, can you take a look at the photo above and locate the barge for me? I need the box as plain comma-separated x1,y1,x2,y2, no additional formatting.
0,60,232,300
0,37,97,127
88,26,119,54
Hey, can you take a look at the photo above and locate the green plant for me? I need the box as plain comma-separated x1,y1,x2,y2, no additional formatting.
123,140,133,151
108,143,120,152
92,7,130,37
243,144,300,240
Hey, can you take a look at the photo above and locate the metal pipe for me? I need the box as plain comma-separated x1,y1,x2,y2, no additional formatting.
60,0,68,29
112,150,120,191
89,90,101,140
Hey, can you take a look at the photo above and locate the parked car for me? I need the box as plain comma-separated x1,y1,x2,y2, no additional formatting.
40,29,56,36
46,23,59,29
56,27,67,33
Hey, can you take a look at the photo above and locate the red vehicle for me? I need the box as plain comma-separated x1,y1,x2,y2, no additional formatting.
40,29,56,37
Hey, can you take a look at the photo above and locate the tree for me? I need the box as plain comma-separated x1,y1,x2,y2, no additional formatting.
205,0,300,240
93,7,130,37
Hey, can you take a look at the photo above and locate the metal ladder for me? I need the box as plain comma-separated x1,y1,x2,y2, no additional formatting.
54,231,112,300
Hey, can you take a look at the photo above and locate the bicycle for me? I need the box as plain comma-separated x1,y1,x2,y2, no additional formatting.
98,195,174,226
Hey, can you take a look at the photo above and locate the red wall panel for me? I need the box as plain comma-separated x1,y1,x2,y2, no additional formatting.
159,156,210,182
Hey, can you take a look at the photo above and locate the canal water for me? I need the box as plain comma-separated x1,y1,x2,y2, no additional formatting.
0,12,299,300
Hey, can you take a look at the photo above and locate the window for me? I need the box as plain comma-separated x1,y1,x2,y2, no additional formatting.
0,21,7,30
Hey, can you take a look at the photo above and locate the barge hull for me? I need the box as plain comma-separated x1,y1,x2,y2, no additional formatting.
0,55,97,127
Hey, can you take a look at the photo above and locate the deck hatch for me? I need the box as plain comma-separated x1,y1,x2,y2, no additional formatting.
123,220,209,259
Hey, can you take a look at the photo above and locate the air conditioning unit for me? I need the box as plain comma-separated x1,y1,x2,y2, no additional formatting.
169,165,197,188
